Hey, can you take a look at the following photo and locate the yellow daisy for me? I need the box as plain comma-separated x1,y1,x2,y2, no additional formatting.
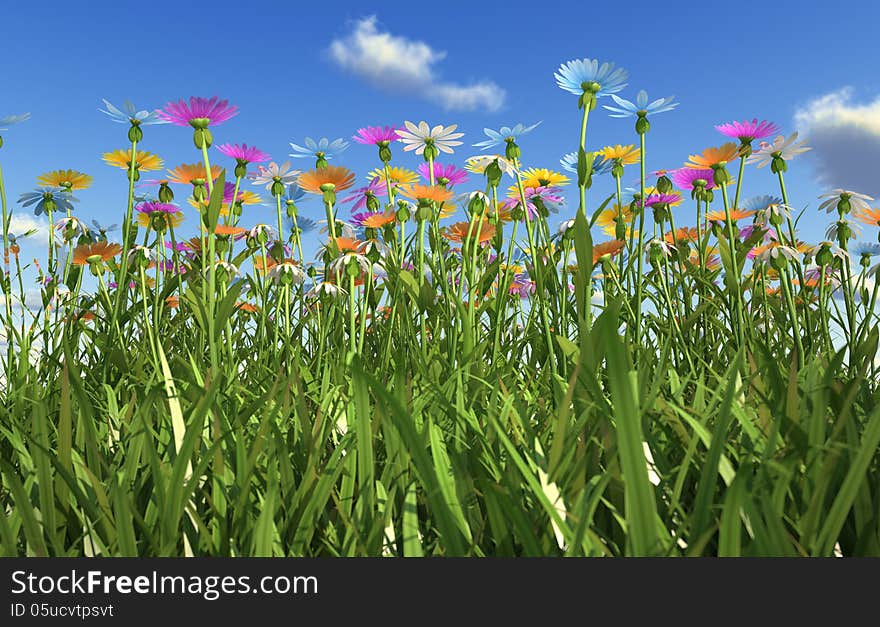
599,144,641,165
37,169,93,190
137,211,184,229
367,166,419,185
103,149,164,172
517,168,570,188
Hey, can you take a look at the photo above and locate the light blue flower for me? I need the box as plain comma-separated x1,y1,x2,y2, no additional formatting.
99,99,168,125
603,90,677,118
742,195,783,212
472,122,542,150
288,137,349,159
18,188,78,216
852,242,880,257
286,214,318,235
554,58,628,96
560,152,613,176
0,113,31,131
287,183,307,203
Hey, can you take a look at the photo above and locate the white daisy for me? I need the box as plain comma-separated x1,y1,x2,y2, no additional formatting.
745,132,811,167
396,121,464,155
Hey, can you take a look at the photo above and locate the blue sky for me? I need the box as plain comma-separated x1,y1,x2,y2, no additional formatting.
2,0,879,264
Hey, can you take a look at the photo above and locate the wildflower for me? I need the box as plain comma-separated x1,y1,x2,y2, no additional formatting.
236,301,259,313
605,90,677,132
599,144,641,166
706,208,756,223
90,220,119,237
158,96,239,148
135,201,183,230
557,218,577,237
742,195,783,212
127,245,152,268
165,295,180,309
472,122,542,151
418,162,469,187
37,169,92,191
554,58,628,109
509,273,536,298
592,240,625,265
643,192,683,208
826,219,861,242
217,143,270,178
297,166,356,204
818,189,873,214
670,167,717,192
328,252,372,278
852,242,880,257
755,242,801,268
685,143,740,169
715,119,779,142
341,179,387,210
351,211,396,228
500,186,564,220
249,161,302,193
396,121,464,157
246,224,276,247
519,168,571,189
353,125,401,145
596,204,634,237
444,221,496,244
308,281,346,298
213,260,240,282
55,216,88,242
646,238,675,264
560,152,612,176
854,207,880,227
72,241,122,265
398,184,455,204
464,154,517,178
214,225,247,238
18,188,78,216
664,227,699,244
367,166,419,185
103,149,164,173
289,137,350,168
746,133,811,171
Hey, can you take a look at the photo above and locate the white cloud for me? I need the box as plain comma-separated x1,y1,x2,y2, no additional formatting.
328,16,505,112
8,213,50,244
794,88,880,196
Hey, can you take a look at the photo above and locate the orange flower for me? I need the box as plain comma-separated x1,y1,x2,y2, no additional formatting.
165,296,180,309
214,225,246,237
399,184,454,204
444,221,496,244
252,255,276,274
166,163,222,184
664,227,700,244
706,208,755,223
854,207,880,226
297,166,356,193
103,149,164,172
685,143,740,168
360,211,397,228
592,240,625,265
235,302,259,313
72,242,122,265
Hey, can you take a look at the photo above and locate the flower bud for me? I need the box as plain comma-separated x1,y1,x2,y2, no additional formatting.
234,161,248,178
770,252,788,272
366,192,380,212
505,139,521,161
485,160,503,188
656,174,672,194
635,113,650,135
711,163,729,186
378,141,393,164
286,199,297,219
128,123,143,143
468,192,487,217
271,179,285,197
396,200,411,223
158,182,174,203
423,140,439,162
320,183,336,205
611,161,624,180
315,153,328,169
770,155,787,174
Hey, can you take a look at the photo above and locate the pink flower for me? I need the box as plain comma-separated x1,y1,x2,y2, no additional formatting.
670,168,717,191
341,179,387,210
715,119,779,142
135,201,178,215
158,96,239,127
216,143,270,163
352,125,401,145
418,162,469,187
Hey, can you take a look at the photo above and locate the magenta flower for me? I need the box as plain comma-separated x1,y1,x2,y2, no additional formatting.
418,162,469,187
158,96,239,127
341,179,387,210
742,225,778,253
165,241,189,252
216,143,270,164
670,168,717,191
500,186,565,219
135,201,179,215
643,192,682,208
352,125,401,145
715,119,779,142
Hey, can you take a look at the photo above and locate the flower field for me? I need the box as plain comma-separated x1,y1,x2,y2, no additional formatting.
1,57,879,557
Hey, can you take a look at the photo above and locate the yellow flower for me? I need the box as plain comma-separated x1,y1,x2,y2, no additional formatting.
596,204,633,235
166,163,222,184
137,211,184,229
37,169,92,190
518,168,570,188
367,166,419,185
103,149,164,172
599,144,641,165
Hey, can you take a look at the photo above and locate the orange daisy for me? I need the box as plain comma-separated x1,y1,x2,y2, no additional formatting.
684,143,740,168
664,227,700,244
166,163,223,185
235,301,260,313
298,166,356,194
72,242,122,265
443,221,496,244
706,208,756,223
592,240,625,265
37,169,93,190
360,211,397,228
398,184,455,204
165,296,180,309
214,225,246,237
854,207,880,226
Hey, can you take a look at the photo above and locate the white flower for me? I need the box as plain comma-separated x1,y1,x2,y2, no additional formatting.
307,281,346,299
745,132,811,167
328,252,372,278
248,161,301,190
317,220,355,240
213,260,240,281
817,189,874,214
267,260,305,285
557,218,576,236
464,154,518,177
764,203,794,220
869,262,880,278
127,245,153,266
246,223,276,246
396,121,464,155
825,219,861,241
756,243,800,264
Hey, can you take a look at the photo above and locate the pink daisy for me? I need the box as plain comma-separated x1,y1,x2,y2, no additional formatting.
352,125,402,145
158,96,239,127
715,119,780,142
